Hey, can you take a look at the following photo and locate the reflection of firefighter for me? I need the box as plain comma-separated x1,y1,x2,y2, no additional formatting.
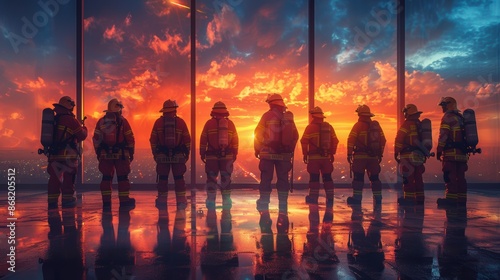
347,105,386,206
200,208,238,273
395,104,426,206
47,96,88,209
95,210,136,279
255,211,297,280
254,94,299,217
436,97,469,207
93,99,135,210
300,106,339,207
395,206,432,279
200,102,239,209
154,209,190,279
150,100,191,210
42,208,84,279
302,204,338,278
347,205,385,278
438,207,477,278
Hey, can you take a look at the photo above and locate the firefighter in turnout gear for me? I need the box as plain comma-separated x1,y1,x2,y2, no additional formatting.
200,101,239,209
436,97,468,207
254,94,298,228
150,99,191,210
46,96,88,209
93,99,135,210
300,106,339,208
347,105,386,206
395,104,426,206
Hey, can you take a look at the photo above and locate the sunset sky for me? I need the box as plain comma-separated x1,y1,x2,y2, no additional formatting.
0,0,499,182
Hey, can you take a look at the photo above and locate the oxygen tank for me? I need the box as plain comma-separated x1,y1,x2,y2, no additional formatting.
164,117,176,148
368,120,382,157
281,111,294,149
102,112,118,147
420,118,432,156
38,108,55,155
320,122,332,156
463,109,478,147
218,118,229,157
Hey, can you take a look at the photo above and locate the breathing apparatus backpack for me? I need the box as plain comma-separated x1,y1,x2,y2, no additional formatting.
367,120,383,157
38,108,56,156
281,111,295,152
318,122,332,156
462,109,481,154
217,117,229,157
419,118,433,157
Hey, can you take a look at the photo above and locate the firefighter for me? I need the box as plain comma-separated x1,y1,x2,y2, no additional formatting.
254,94,299,228
394,104,426,206
347,105,386,205
436,97,468,207
150,99,191,210
200,101,239,209
93,98,135,210
300,106,339,208
47,96,88,209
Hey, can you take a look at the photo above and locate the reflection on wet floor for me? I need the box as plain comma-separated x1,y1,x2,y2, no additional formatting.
1,188,499,279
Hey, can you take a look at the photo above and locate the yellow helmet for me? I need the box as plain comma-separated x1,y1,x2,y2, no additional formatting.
211,101,229,115
403,104,422,116
53,96,75,110
265,93,286,107
356,105,374,117
159,99,178,112
309,106,325,118
438,97,458,110
104,98,124,112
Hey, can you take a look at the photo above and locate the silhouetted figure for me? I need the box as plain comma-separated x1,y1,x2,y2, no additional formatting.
438,207,477,279
394,104,428,206
347,205,385,279
436,97,469,207
150,99,191,210
93,98,136,210
200,102,239,210
254,94,299,217
301,106,339,208
347,105,386,206
45,96,88,209
42,208,85,279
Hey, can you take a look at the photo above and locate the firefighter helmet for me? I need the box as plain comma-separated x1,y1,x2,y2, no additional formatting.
266,93,286,107
403,104,422,117
159,99,178,112
211,101,229,115
438,97,458,110
310,106,326,118
356,105,375,117
53,96,75,110
103,98,124,112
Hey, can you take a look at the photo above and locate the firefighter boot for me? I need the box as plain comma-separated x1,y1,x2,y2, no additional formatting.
259,210,272,233
305,181,320,204
347,180,363,205
256,192,271,212
397,196,415,206
205,189,216,210
347,195,362,205
62,195,77,208
325,181,335,208
119,198,136,211
437,197,456,208
278,191,288,214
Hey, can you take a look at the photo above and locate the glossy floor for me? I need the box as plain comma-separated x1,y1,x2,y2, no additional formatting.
1,188,499,279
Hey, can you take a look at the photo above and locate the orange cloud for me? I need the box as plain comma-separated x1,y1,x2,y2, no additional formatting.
206,4,241,46
26,77,46,89
198,61,237,89
149,31,189,55
84,17,95,31
103,25,125,42
124,13,132,26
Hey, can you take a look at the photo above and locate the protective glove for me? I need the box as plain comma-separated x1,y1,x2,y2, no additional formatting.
201,154,206,164
330,155,335,163
437,151,442,161
378,157,382,164
347,155,353,164
129,154,134,162
255,151,260,159
303,155,308,164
